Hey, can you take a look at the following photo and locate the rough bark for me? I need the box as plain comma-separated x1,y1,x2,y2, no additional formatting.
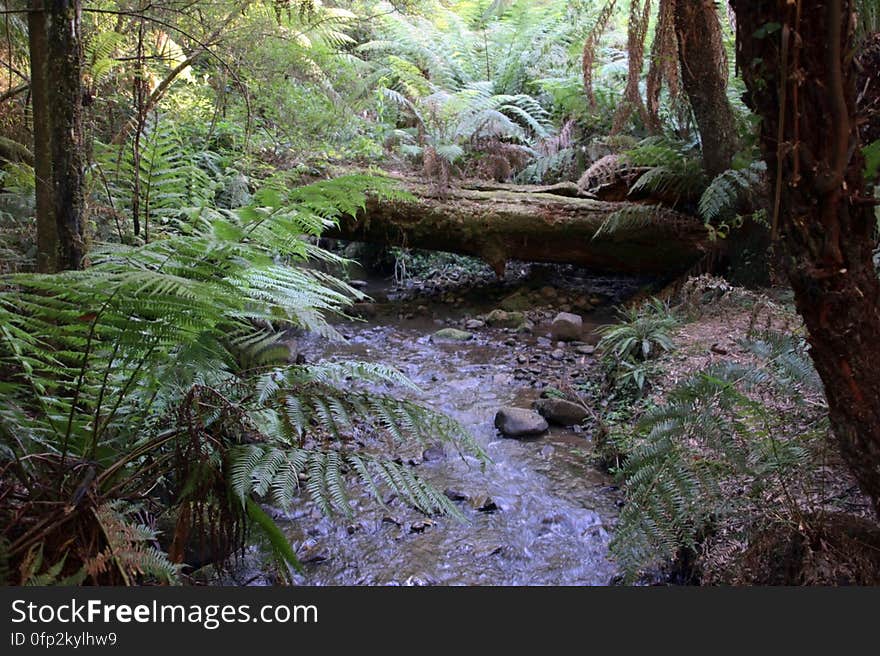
325,178,710,276
47,0,86,271
675,0,740,176
28,0,56,273
732,0,880,517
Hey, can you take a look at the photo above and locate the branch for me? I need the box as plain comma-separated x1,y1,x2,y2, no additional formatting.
0,82,28,104
87,4,252,147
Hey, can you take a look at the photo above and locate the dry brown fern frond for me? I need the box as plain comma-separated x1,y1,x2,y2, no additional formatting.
582,0,619,108
646,0,680,132
612,0,654,134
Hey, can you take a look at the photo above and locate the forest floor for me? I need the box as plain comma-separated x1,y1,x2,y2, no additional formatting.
618,277,880,584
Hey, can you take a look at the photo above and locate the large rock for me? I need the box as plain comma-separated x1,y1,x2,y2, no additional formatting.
499,291,532,312
550,312,583,341
494,407,548,437
431,328,473,343
486,309,525,328
535,398,589,426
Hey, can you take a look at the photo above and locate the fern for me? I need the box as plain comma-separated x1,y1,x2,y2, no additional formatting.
91,502,180,585
698,161,767,224
593,204,669,239
0,172,479,583
610,333,825,580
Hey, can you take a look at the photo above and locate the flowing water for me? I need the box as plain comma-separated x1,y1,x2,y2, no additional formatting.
259,270,633,586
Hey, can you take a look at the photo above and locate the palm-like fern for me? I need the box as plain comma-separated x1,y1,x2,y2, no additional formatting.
698,161,767,224
360,6,562,180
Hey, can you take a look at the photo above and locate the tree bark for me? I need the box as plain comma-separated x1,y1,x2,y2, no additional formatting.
675,0,740,176
325,177,709,276
47,0,86,271
28,0,57,273
732,0,880,517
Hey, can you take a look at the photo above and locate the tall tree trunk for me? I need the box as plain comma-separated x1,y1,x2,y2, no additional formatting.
731,0,880,517
675,0,740,176
28,0,56,273
46,0,85,271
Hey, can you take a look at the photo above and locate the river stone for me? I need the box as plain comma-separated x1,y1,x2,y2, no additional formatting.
352,302,378,318
421,444,446,462
443,488,468,502
465,319,485,330
499,291,532,312
486,309,525,328
535,397,589,426
494,407,548,437
576,343,596,355
550,311,583,341
469,494,499,513
431,328,473,342
550,348,565,361
540,286,557,300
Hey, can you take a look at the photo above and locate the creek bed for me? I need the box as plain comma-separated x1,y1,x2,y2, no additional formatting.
266,267,633,585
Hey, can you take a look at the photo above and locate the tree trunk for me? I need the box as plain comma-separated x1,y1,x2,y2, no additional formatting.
675,0,740,176
325,177,709,276
732,0,880,517
28,0,56,273
46,0,85,271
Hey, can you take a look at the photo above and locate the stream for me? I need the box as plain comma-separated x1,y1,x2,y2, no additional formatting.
243,263,649,585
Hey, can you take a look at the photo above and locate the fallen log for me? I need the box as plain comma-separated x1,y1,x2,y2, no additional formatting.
326,177,712,276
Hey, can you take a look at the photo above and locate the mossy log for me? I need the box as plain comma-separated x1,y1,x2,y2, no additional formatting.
326,177,711,276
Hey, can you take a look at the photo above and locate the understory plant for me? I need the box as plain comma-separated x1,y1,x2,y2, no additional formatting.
0,174,486,585
609,330,833,581
596,297,678,391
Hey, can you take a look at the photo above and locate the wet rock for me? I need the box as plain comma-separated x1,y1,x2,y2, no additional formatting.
298,539,329,564
494,407,548,437
535,398,589,426
465,319,485,330
352,302,378,318
421,444,446,462
517,354,528,364
550,349,565,361
493,373,514,385
469,494,499,513
575,343,596,356
443,488,468,502
409,519,434,533
499,291,532,312
540,286,557,300
550,312,583,341
486,309,525,328
431,328,473,343
346,521,373,535
516,320,534,334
